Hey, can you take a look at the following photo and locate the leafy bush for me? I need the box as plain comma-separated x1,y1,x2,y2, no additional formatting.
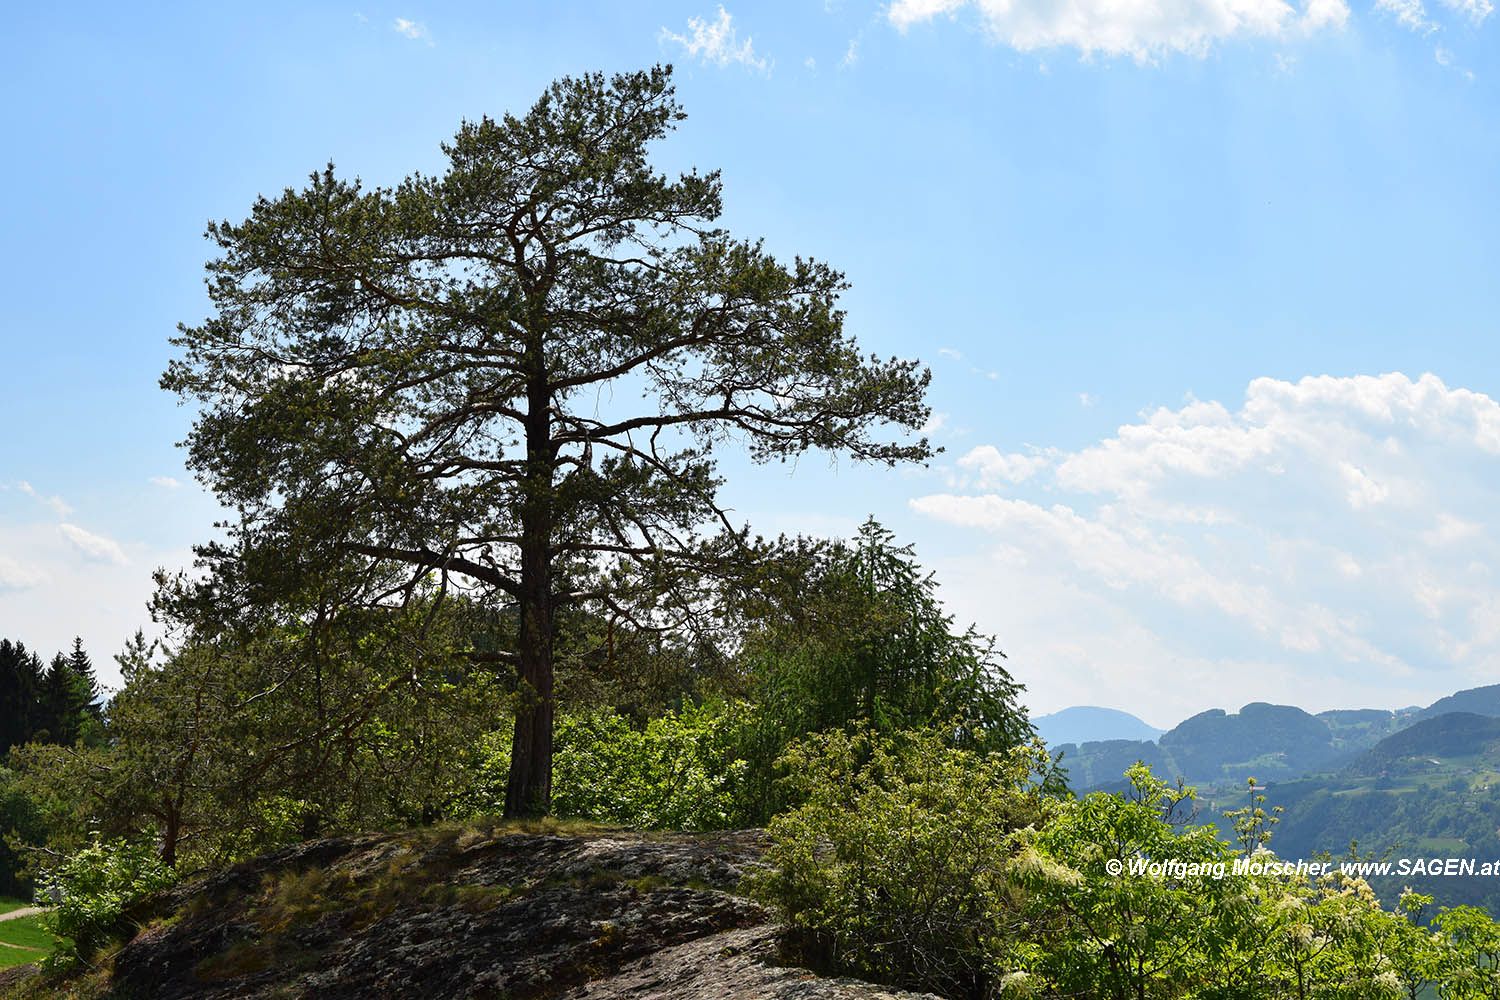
37,837,175,967
749,728,1054,999
553,701,753,829
751,745,1500,1000
463,701,755,830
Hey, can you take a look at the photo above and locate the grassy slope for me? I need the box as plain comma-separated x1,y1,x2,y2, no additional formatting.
0,915,52,969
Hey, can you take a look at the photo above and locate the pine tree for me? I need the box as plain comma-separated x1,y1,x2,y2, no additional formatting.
67,637,102,728
36,639,103,746
163,67,933,816
0,640,45,752
39,653,72,743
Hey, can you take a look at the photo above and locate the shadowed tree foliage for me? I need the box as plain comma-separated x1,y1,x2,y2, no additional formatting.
0,640,45,754
162,66,933,816
0,637,101,753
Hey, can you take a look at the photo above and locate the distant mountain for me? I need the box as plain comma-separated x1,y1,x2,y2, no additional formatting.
1033,706,1164,747
1411,684,1500,725
1345,712,1500,777
1052,739,1169,791
1055,685,1500,799
1159,702,1339,783
1316,708,1408,756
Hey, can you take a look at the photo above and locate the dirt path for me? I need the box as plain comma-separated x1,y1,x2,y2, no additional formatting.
0,907,46,923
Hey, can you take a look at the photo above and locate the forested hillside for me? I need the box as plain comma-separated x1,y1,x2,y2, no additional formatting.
1054,693,1500,915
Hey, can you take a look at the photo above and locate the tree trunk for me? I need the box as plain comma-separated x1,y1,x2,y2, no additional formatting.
162,799,180,868
505,358,556,818
505,584,554,816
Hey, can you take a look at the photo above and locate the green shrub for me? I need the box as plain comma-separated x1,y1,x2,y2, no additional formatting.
463,701,755,830
37,837,175,967
748,728,1053,999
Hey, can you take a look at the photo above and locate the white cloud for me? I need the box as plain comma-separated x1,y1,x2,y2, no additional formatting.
911,372,1500,721
1376,0,1439,31
58,523,130,565
954,444,1048,486
919,412,950,437
1442,0,1494,24
840,37,860,68
1425,513,1481,545
0,554,45,591
1436,45,1455,63
1338,461,1389,509
17,481,72,517
938,346,964,360
1080,392,1096,407
149,476,182,489
661,7,768,72
0,521,181,690
888,0,1349,62
393,17,430,42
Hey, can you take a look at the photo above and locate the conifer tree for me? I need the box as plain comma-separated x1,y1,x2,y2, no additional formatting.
163,66,933,816
0,640,45,753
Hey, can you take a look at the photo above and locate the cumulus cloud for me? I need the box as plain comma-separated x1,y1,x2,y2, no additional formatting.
887,0,1349,61
661,7,769,72
954,444,1049,486
919,412,950,437
911,372,1500,720
59,523,130,565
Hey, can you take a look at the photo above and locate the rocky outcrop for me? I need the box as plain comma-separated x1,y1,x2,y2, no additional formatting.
2,825,937,1000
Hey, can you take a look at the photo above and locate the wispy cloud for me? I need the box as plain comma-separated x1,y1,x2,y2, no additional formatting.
17,480,72,517
1376,0,1439,33
148,476,182,489
59,523,129,565
661,7,769,72
393,17,431,43
887,0,1349,62
1442,0,1495,25
840,37,860,68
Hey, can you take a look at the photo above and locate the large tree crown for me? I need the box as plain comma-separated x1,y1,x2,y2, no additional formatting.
163,65,933,616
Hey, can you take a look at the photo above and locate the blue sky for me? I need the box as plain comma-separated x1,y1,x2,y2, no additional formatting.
3,0,1499,725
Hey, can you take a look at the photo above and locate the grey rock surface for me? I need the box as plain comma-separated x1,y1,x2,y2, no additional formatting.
6,826,937,1000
